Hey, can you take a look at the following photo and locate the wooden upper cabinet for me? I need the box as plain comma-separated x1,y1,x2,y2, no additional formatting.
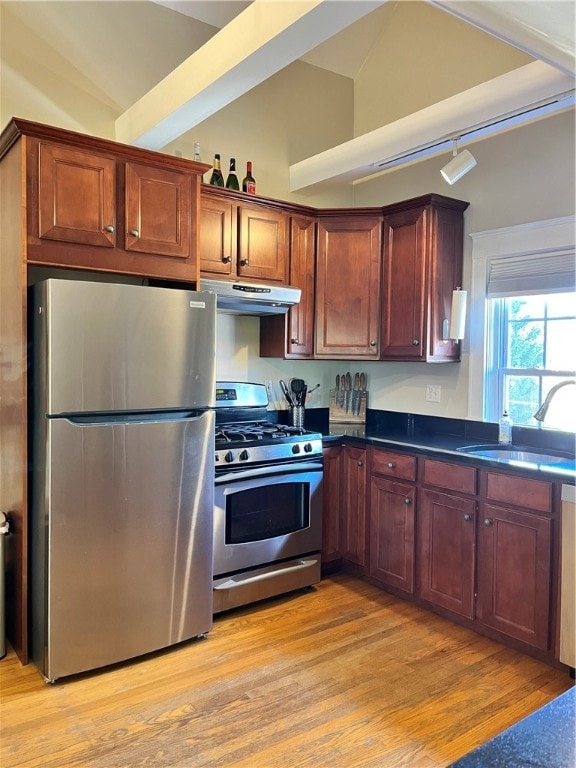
38,143,116,248
199,194,234,276
199,186,289,283
260,214,315,359
315,215,382,358
20,122,205,281
124,162,191,259
381,195,468,362
238,204,288,282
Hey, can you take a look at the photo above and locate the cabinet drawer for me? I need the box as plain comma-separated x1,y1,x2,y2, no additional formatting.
421,459,476,495
371,449,416,481
485,472,552,513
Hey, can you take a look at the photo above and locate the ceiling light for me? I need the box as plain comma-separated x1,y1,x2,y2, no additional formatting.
440,139,477,184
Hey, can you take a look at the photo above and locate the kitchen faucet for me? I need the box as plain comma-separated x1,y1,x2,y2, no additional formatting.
533,379,576,422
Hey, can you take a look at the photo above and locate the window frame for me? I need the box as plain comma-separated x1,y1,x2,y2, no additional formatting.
467,215,575,423
484,294,576,424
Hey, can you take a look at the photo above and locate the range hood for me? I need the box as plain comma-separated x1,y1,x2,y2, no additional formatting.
200,278,301,315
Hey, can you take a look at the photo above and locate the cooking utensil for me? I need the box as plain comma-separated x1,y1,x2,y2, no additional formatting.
279,379,295,408
290,378,306,406
345,372,352,413
352,372,360,416
338,372,346,408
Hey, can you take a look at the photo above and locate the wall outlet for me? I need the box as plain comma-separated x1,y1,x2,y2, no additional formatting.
426,384,441,403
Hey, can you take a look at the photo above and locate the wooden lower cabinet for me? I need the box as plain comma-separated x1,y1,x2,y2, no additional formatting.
321,446,343,564
369,476,415,593
418,489,476,618
324,448,559,660
476,504,552,651
340,446,367,568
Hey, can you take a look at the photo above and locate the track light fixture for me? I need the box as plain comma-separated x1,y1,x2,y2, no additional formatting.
440,138,477,185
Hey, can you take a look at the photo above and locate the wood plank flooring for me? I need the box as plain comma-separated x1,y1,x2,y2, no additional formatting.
1,573,573,768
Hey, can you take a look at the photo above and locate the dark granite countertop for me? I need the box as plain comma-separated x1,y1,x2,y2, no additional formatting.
301,408,576,482
448,686,575,767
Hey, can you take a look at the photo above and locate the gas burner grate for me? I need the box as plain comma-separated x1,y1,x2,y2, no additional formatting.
215,421,307,444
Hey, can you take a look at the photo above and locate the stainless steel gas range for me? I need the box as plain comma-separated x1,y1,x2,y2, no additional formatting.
213,382,323,613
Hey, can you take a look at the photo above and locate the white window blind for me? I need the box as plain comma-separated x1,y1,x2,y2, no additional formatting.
486,249,575,297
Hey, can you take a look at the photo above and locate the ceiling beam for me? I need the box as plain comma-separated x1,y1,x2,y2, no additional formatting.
429,0,575,77
115,0,385,148
289,61,575,190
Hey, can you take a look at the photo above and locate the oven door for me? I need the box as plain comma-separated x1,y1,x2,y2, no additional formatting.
213,460,323,577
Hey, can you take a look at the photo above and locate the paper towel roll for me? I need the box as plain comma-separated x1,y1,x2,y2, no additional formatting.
449,289,467,340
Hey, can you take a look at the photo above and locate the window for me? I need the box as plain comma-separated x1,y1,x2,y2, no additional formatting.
485,293,576,429
468,216,576,430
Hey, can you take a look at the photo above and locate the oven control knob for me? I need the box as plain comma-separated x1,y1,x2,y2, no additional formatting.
239,449,250,461
224,450,234,463
292,444,301,454
303,443,313,453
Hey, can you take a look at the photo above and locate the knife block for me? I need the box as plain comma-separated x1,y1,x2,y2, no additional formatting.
329,388,367,423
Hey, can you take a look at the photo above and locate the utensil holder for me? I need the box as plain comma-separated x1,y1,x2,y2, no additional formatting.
289,406,305,428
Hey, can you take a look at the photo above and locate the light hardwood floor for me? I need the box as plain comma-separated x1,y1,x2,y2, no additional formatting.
1,573,573,768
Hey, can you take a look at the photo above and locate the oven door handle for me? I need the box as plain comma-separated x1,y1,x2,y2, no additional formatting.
215,461,323,485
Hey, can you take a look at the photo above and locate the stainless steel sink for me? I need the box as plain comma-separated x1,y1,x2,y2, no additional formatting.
457,444,575,468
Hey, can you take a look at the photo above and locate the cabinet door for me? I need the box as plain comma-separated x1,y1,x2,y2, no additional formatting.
381,206,426,359
369,475,415,594
199,195,234,275
418,489,476,618
38,142,116,247
340,446,367,567
237,204,288,282
286,215,315,357
477,504,552,650
125,162,191,259
315,217,381,358
259,214,315,359
322,446,343,563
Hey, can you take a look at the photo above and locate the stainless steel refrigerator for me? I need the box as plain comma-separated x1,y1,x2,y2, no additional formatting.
30,279,216,682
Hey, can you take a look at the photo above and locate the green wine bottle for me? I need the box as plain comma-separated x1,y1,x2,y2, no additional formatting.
209,153,224,186
225,158,240,190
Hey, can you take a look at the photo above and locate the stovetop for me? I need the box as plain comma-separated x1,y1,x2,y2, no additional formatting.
214,382,322,468
216,421,309,443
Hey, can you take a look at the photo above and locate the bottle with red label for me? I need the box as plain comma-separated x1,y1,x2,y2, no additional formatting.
242,161,256,194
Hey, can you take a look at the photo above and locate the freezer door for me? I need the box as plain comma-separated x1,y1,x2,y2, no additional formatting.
33,279,216,414
31,411,214,680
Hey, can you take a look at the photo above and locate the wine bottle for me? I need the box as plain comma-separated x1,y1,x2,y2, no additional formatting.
225,158,240,190
209,153,224,186
193,142,201,162
242,161,256,194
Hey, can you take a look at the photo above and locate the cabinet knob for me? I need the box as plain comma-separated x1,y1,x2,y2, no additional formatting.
104,225,115,233
483,518,493,526
357,460,363,467
370,340,377,347
129,229,139,237
240,259,249,266
463,513,472,522
404,497,412,505
412,339,420,346
291,339,300,345
386,462,395,469
222,256,232,264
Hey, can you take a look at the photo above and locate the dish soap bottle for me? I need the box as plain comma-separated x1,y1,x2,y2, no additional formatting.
498,411,513,445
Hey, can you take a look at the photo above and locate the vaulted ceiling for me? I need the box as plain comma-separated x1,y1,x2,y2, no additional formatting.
132,1,576,189
3,1,574,191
